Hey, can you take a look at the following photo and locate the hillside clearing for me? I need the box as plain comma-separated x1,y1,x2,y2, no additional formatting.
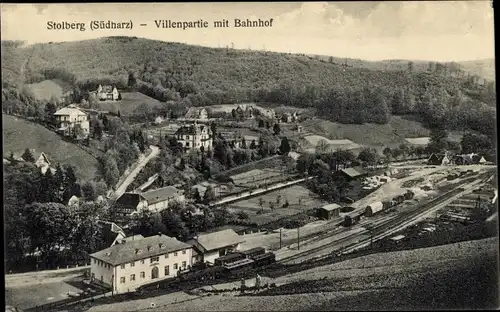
96,92,163,115
2,114,99,181
26,79,72,102
301,115,463,151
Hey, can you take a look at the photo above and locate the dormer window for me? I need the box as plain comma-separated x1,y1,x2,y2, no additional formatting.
106,252,111,256
147,245,153,251
159,243,165,249
135,248,142,254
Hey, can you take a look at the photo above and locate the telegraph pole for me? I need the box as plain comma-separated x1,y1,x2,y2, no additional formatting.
297,227,300,250
279,228,282,249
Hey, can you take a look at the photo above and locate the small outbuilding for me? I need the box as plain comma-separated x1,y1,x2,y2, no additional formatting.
338,166,367,181
317,203,342,220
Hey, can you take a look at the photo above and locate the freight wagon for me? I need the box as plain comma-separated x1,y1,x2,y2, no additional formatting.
343,210,364,227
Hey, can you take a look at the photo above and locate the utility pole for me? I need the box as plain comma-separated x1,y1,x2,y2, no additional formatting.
279,228,282,249
297,227,300,250
366,226,374,250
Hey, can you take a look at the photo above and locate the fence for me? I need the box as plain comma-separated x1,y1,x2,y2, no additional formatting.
5,262,90,275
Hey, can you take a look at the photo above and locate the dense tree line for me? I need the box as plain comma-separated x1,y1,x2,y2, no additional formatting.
130,202,243,241
2,38,495,137
4,160,110,271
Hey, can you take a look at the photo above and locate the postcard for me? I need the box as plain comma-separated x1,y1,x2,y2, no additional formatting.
2,2,498,311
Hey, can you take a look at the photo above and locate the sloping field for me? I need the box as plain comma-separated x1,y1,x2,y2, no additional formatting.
2,114,99,181
96,92,163,115
26,79,72,102
300,135,362,150
84,237,498,311
301,115,430,148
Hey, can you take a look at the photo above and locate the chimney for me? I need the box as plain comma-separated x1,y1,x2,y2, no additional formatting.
121,239,126,244
158,232,162,237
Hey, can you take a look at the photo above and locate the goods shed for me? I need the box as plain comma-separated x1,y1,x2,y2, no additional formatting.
317,203,342,220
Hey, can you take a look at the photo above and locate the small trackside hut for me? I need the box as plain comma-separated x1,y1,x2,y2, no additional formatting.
317,203,342,220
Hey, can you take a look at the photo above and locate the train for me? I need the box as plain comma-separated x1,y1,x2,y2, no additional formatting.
343,190,417,227
343,209,364,227
137,247,276,292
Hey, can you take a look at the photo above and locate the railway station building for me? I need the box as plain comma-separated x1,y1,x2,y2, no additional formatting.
89,233,193,294
188,229,245,265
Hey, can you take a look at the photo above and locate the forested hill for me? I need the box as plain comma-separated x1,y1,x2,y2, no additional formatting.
307,54,495,83
1,37,496,137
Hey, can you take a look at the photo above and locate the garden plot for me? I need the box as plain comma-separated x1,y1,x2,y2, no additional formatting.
230,169,288,188
227,185,327,225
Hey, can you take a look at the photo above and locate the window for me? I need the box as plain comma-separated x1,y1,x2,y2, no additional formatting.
130,274,136,281
186,142,190,147
120,277,125,284
140,272,145,279
174,252,178,256
164,265,170,276
186,135,190,140
130,262,135,267
121,264,125,269
165,254,169,259
182,250,186,255
150,256,159,263
173,263,178,270
182,261,187,269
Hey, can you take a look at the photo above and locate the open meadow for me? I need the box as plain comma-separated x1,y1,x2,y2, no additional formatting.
26,79,73,102
96,92,163,115
2,114,99,181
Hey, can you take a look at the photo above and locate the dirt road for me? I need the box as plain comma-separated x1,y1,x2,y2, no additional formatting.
113,145,159,198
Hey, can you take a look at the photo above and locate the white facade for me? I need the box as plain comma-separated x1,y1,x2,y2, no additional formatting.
54,106,90,138
90,246,193,294
143,195,185,213
190,240,242,265
176,124,213,152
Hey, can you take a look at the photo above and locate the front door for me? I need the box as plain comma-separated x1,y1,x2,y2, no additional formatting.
151,267,159,279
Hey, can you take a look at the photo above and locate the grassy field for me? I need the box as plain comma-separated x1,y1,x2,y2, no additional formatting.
300,115,431,149
26,79,72,102
96,92,163,115
2,114,99,181
230,169,286,188
227,185,327,225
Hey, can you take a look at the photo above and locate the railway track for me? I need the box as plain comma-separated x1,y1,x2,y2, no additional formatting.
277,174,489,264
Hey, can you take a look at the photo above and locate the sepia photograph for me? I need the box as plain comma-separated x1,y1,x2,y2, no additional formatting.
2,2,498,311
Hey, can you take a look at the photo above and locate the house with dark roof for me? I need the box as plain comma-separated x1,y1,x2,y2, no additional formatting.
89,233,193,294
188,229,244,265
96,220,144,249
338,166,367,180
96,85,120,101
175,123,213,152
112,186,184,220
